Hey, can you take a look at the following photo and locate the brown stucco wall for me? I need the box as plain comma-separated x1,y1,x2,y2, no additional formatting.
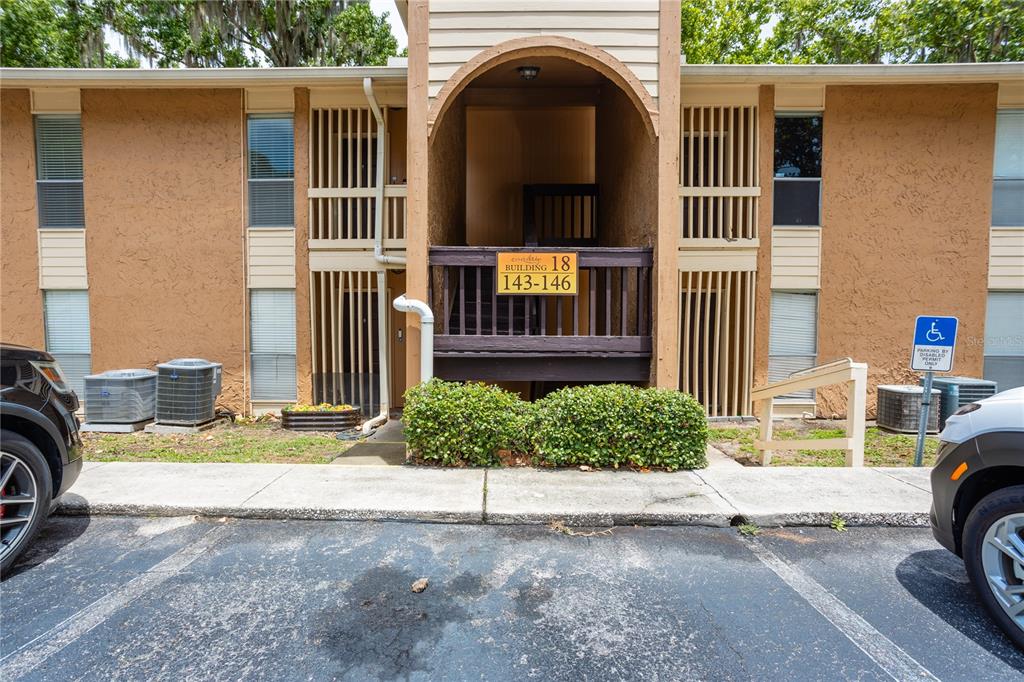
816,84,996,416
81,89,247,410
294,88,312,404
753,85,775,395
1,89,45,348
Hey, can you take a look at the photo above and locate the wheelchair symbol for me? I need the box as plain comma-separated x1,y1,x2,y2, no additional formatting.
925,321,945,343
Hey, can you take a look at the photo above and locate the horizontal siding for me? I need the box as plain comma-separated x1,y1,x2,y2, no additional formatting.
990,227,1024,289
428,2,660,100
38,228,87,289
248,228,295,288
772,227,821,289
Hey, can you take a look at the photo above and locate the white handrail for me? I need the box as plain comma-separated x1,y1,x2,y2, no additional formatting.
752,358,868,467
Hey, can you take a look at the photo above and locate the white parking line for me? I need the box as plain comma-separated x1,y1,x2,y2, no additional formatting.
0,523,228,680
746,538,940,682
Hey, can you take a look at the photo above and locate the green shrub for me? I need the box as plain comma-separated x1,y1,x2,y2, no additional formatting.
403,378,535,466
535,384,708,470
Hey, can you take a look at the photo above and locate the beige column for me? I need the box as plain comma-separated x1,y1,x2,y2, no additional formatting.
404,0,430,388
654,0,681,388
294,87,313,403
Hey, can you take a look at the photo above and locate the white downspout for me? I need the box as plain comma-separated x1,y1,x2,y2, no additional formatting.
364,77,405,267
393,295,433,382
361,77,404,433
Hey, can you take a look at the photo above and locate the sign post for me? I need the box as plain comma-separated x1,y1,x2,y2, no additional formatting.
910,315,958,467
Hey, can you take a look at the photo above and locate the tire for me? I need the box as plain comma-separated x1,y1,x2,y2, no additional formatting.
0,430,54,577
963,485,1024,650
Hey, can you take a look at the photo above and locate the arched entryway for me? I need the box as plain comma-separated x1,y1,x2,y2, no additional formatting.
425,38,660,390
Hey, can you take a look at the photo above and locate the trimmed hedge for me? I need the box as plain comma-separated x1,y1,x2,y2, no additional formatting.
403,379,535,466
403,380,707,470
536,384,707,471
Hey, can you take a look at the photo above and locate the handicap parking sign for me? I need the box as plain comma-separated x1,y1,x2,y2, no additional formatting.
911,316,958,372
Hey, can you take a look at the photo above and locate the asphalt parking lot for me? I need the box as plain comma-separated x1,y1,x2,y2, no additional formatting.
2,516,1022,681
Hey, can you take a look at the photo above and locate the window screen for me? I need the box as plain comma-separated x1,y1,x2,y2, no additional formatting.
35,115,84,228
774,115,822,226
43,290,92,395
994,111,1024,227
250,289,297,401
248,115,294,227
769,291,818,401
984,291,1024,391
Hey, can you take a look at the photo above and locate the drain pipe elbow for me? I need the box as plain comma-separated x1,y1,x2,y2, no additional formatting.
393,294,433,382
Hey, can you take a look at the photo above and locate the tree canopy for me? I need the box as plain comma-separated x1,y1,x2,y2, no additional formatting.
682,0,1024,64
0,0,400,68
2,0,1020,69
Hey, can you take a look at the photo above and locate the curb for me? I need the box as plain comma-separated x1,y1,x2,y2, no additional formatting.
54,501,930,528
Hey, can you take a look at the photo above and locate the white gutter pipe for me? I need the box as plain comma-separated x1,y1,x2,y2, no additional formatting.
363,77,405,267
360,77,403,433
393,295,433,382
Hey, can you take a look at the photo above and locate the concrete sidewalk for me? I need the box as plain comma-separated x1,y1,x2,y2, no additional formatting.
57,454,934,527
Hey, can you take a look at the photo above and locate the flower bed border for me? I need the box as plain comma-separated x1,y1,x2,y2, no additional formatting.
281,408,361,432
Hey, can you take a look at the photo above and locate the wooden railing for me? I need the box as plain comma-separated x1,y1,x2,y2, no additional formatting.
752,358,868,467
428,247,652,358
523,184,598,246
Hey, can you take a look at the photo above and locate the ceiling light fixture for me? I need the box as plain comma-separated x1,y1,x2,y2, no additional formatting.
517,65,541,81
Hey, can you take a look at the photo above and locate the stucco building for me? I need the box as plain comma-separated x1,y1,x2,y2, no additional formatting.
2,2,1022,422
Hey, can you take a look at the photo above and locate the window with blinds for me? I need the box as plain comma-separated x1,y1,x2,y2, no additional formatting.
768,291,818,401
248,115,294,228
984,291,1024,391
35,115,84,229
994,110,1024,227
773,115,822,227
250,289,297,401
43,290,92,395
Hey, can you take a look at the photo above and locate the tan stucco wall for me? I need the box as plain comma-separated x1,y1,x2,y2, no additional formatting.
428,92,466,247
816,84,996,416
81,89,247,410
1,89,45,348
753,85,775,394
294,88,312,404
596,84,657,249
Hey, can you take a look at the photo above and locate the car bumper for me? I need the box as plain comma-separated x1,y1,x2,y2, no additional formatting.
929,438,982,557
54,450,83,499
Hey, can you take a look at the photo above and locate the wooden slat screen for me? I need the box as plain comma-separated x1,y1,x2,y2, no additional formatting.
310,270,383,415
678,270,755,417
679,105,759,240
309,107,379,240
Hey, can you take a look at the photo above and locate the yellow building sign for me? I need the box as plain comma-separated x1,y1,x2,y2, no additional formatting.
496,252,578,295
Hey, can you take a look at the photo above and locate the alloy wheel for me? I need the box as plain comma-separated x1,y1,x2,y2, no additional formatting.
981,512,1024,632
0,451,39,563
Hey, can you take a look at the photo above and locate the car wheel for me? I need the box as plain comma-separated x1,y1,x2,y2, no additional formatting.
0,430,53,576
963,485,1024,649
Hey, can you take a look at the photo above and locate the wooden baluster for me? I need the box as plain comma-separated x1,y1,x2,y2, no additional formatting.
573,287,579,336
638,267,647,336
459,267,465,336
507,291,513,336
620,267,628,336
540,293,547,336
524,296,531,337
556,295,563,336
589,267,596,336
475,266,482,335
491,269,497,336
442,266,450,335
604,268,612,336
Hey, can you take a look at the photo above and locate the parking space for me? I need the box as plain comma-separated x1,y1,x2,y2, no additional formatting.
2,517,1022,681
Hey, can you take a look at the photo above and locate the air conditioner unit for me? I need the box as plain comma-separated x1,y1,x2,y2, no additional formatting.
877,385,940,434
155,358,223,425
83,369,157,424
922,376,998,430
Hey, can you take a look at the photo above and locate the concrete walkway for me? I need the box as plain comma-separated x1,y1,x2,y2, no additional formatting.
58,453,935,527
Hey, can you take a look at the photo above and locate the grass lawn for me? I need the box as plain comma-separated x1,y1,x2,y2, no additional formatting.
83,421,351,464
709,420,940,467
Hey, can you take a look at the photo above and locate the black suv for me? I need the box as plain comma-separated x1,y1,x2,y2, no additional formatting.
0,344,83,573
